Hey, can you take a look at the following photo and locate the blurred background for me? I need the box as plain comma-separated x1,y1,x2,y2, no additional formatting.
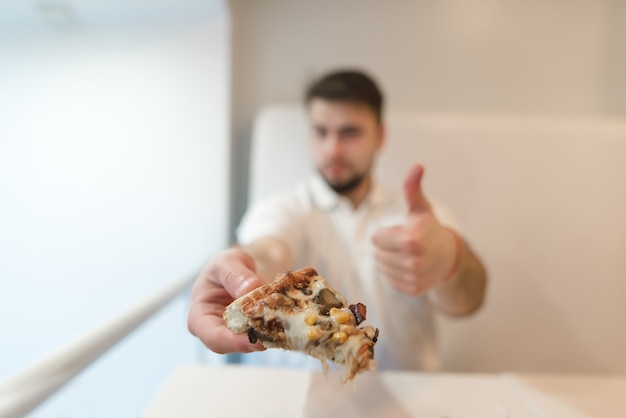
0,1,229,416
1,0,625,416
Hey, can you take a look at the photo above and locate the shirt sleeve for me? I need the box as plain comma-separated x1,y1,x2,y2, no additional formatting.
236,193,306,257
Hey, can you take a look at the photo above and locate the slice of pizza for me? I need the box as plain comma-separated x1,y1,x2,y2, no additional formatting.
223,266,378,381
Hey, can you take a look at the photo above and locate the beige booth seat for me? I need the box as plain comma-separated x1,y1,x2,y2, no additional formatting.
248,105,626,374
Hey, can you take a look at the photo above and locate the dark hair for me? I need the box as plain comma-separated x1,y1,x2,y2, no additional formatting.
304,70,384,122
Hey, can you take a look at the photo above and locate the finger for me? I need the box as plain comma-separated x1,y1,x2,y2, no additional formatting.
211,251,266,298
372,226,422,253
386,276,426,296
223,266,265,299
376,262,426,296
189,310,266,354
374,247,419,274
375,259,415,285
404,164,432,214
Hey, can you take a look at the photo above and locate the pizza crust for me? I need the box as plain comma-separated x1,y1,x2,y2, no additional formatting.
223,267,378,381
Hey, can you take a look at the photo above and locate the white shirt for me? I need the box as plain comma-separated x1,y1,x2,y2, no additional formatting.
236,174,457,371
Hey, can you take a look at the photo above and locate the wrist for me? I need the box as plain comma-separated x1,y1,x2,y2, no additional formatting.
442,227,462,283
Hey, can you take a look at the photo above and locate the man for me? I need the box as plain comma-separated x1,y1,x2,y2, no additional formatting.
188,70,487,370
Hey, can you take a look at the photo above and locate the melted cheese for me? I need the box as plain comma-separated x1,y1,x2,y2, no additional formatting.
224,272,376,381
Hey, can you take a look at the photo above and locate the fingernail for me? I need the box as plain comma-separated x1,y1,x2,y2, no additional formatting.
236,278,257,297
248,343,266,352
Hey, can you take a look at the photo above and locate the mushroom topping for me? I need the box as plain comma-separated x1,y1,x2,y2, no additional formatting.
313,288,343,315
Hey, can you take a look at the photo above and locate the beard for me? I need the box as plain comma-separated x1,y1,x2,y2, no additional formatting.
319,167,368,195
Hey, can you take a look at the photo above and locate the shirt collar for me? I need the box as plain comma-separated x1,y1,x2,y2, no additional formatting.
309,172,389,212
309,173,340,210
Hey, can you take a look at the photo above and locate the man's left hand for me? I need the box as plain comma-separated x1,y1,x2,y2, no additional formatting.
372,164,458,296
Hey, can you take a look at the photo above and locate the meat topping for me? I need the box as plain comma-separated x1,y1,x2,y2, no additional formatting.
349,303,367,326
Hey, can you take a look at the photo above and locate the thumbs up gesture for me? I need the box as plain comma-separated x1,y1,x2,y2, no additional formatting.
372,164,460,296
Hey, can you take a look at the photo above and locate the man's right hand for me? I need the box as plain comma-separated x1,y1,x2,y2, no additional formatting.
187,248,268,354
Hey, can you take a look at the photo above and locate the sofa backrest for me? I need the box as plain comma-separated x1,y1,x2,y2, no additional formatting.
249,105,626,373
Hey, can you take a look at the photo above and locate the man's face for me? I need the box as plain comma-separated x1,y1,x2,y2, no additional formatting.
308,99,384,194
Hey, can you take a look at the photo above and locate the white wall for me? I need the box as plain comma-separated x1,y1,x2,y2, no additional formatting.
0,6,230,416
228,0,624,225
603,0,626,115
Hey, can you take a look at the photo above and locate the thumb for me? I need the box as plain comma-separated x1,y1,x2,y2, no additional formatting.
404,164,432,214
217,249,265,298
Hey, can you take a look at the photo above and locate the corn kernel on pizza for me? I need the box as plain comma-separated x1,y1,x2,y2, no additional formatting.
223,266,379,381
